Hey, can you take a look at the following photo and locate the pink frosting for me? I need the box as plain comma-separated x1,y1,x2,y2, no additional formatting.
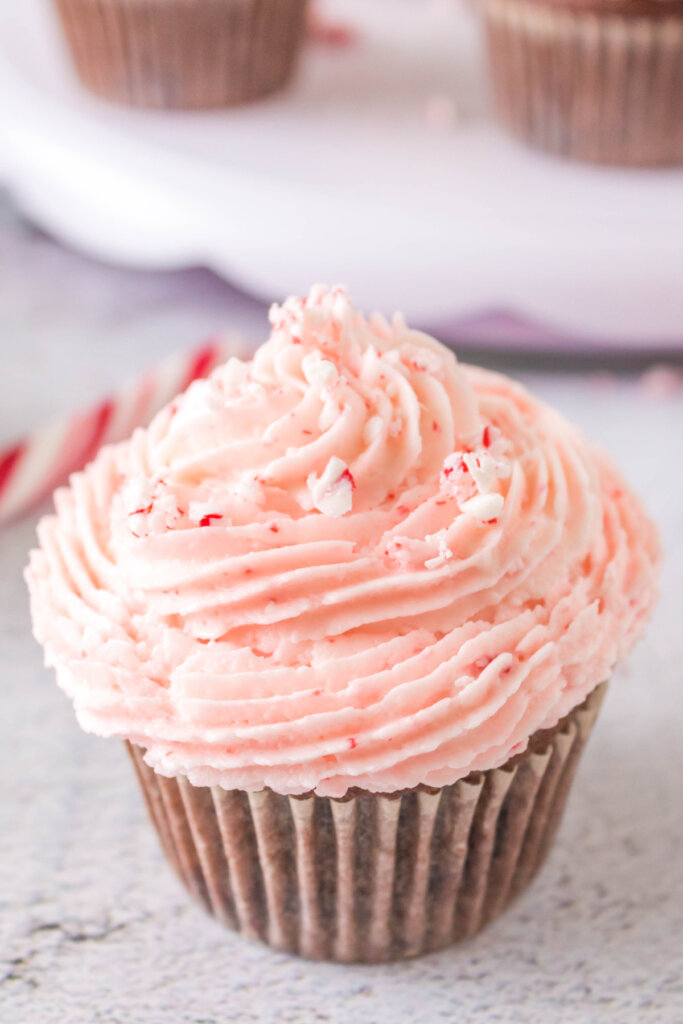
27,286,659,796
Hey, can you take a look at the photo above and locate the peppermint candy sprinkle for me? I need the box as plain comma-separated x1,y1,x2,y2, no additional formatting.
308,457,355,518
460,493,504,522
188,502,227,528
302,351,338,391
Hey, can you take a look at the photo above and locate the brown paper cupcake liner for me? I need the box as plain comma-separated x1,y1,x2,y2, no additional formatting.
127,682,606,962
478,0,683,166
53,0,309,109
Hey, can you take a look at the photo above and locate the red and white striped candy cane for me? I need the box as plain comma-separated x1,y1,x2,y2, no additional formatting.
0,336,240,526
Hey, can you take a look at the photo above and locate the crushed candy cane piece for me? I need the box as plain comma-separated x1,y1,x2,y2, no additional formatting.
128,486,183,536
308,456,355,517
302,351,339,390
463,450,511,495
148,493,183,532
440,453,477,503
233,475,265,505
425,530,454,570
400,344,444,375
441,425,510,503
189,501,225,524
461,493,504,521
123,476,153,516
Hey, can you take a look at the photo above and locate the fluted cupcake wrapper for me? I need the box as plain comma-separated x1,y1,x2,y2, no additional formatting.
53,0,309,109
127,682,606,962
479,0,683,166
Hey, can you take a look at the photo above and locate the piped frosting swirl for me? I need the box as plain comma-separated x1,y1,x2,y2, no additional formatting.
27,286,659,796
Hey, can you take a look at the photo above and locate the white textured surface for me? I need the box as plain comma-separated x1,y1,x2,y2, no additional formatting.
1,209,683,1023
1,0,683,344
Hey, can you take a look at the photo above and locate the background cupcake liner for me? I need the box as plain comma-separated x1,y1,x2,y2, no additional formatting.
478,0,683,166
127,682,606,962
54,0,309,109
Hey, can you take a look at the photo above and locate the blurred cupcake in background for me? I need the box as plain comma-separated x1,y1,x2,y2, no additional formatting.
476,0,683,166
53,0,310,109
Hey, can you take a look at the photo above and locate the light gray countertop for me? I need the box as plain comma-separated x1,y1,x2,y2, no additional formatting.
1,202,682,1024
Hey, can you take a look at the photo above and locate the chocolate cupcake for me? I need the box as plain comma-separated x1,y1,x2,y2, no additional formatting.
477,0,683,165
53,0,309,109
27,286,659,961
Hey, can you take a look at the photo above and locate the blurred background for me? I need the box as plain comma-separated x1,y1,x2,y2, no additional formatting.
1,0,682,442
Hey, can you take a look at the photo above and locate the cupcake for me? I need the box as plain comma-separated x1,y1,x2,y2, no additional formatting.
27,286,659,961
477,0,683,166
53,0,310,109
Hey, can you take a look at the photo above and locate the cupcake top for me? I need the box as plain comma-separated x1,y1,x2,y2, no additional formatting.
27,287,659,797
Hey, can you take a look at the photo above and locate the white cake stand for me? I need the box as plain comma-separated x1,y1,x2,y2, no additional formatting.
0,0,682,349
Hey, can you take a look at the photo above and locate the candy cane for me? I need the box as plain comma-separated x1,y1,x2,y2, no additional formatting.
0,336,242,526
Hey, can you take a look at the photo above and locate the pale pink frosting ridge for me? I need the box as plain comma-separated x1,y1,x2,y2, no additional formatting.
27,286,659,796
